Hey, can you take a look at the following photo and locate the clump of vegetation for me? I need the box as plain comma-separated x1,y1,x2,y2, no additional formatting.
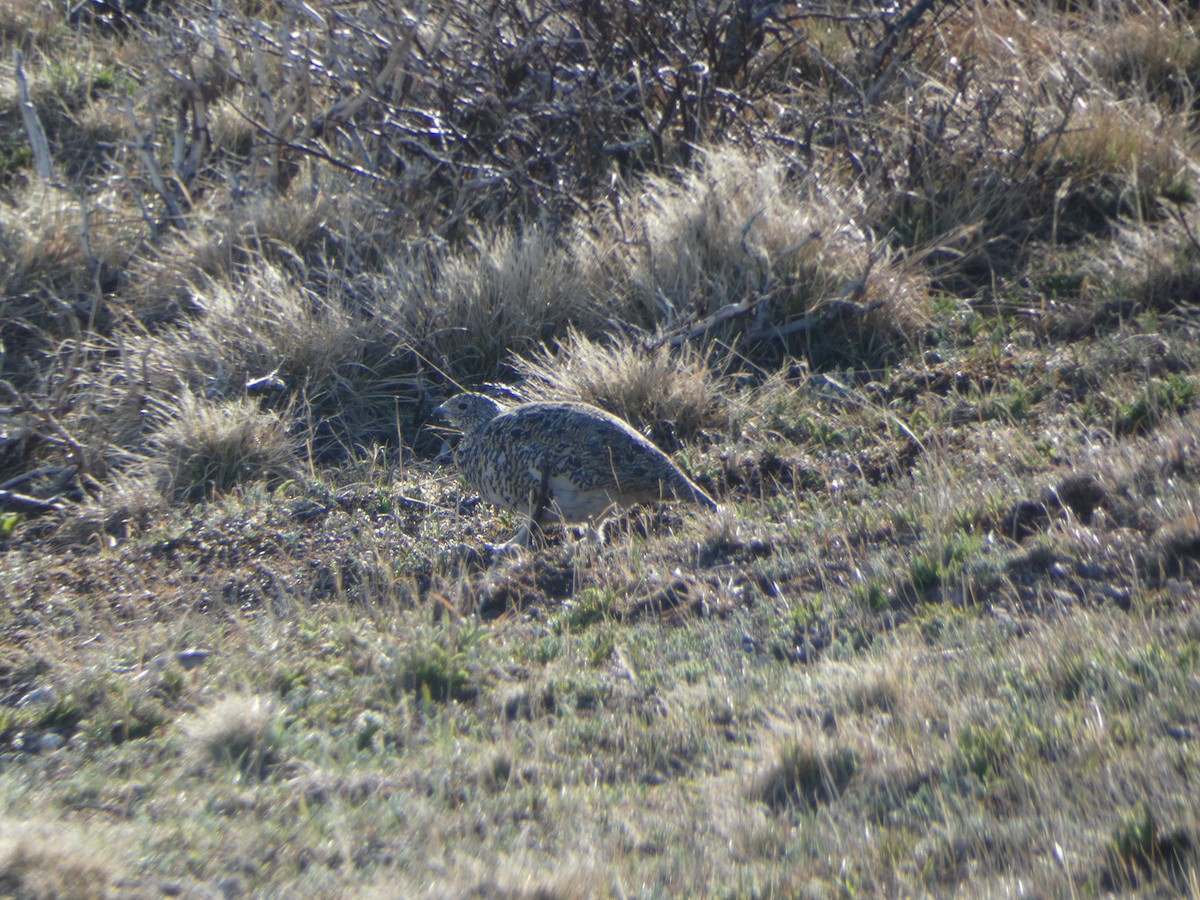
146,393,297,501
512,328,729,445
181,693,282,778
0,822,121,899
1105,804,1197,890
750,735,858,812
388,622,486,704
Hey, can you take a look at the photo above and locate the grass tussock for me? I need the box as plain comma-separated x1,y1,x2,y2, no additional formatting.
151,261,363,397
617,146,929,363
121,178,343,325
182,693,282,777
750,732,859,813
146,392,296,501
1090,6,1200,111
511,328,729,446
0,822,121,900
384,227,607,381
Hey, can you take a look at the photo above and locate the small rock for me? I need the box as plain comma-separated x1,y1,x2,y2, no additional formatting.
37,733,65,753
1165,580,1194,599
1093,584,1131,603
175,649,212,670
18,687,57,707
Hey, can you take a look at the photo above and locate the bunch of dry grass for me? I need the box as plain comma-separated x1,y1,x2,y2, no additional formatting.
1087,3,1200,111
766,1,1199,297
121,177,343,326
605,146,928,365
64,472,167,542
181,693,282,778
0,185,128,356
375,227,608,380
0,820,122,899
145,392,296,501
88,258,369,452
748,731,859,813
511,327,729,446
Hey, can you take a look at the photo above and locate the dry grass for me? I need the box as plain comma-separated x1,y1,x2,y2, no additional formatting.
0,820,123,899
613,145,929,362
511,328,729,445
145,392,297,501
181,693,281,777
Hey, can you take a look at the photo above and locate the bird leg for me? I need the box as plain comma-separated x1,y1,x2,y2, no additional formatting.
529,456,554,531
496,459,555,552
521,458,557,547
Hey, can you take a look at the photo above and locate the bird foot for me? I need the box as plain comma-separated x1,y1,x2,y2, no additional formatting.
483,540,528,561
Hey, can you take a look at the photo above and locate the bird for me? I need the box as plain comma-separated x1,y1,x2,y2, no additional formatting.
435,392,718,549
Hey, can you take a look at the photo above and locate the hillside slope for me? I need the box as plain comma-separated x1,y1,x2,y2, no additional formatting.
0,1,1198,895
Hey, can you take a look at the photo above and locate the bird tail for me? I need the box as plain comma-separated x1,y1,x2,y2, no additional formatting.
672,472,718,511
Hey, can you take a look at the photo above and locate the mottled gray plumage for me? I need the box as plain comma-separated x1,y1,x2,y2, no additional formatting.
435,392,717,547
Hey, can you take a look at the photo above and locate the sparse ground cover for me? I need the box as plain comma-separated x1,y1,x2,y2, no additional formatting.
1,0,1199,895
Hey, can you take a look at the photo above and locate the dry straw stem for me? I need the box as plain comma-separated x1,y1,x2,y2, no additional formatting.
13,50,53,181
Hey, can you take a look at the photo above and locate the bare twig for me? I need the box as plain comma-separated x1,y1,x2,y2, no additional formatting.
0,465,77,492
14,50,54,182
0,490,64,515
756,298,885,343
125,99,189,230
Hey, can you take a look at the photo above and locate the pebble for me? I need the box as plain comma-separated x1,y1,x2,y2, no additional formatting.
18,687,57,707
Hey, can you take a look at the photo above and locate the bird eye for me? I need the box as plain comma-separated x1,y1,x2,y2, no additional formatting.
457,400,468,410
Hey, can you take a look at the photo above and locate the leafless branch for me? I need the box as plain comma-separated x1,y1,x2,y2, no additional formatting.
14,50,54,182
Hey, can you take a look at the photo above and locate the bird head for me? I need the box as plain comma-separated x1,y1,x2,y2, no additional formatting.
434,392,505,434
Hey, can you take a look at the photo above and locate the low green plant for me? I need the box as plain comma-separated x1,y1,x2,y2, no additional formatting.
552,588,616,633
956,723,1013,781
1116,375,1196,436
392,622,486,703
